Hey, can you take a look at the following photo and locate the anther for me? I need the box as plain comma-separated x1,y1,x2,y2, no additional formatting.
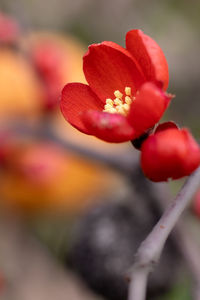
104,104,114,110
114,98,122,105
107,108,116,114
104,87,133,116
125,96,132,104
123,104,129,111
114,90,123,99
125,87,131,96
116,105,125,114
106,99,114,105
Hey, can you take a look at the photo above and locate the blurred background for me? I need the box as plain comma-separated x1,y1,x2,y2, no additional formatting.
0,0,199,299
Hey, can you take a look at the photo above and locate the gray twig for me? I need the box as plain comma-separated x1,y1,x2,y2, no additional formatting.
128,166,200,300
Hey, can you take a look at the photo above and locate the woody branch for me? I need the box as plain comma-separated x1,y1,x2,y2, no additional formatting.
128,166,200,300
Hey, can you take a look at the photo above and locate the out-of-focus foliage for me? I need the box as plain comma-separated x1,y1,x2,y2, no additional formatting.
160,280,191,300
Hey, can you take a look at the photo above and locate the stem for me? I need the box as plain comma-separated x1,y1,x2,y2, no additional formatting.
128,166,200,300
128,268,149,300
6,121,138,174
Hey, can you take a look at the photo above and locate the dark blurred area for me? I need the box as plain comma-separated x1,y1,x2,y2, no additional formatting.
0,1,199,300
68,199,182,300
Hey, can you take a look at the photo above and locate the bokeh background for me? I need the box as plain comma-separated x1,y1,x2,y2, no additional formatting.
1,0,200,135
0,1,199,300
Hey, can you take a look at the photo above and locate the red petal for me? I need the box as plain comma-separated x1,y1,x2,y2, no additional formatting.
126,30,169,90
83,42,145,102
60,83,103,134
127,82,171,138
181,129,200,175
81,110,135,143
155,121,179,133
141,128,200,182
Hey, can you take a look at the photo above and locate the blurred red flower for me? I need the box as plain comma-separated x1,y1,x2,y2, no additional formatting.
31,41,64,111
0,12,20,44
61,30,171,143
141,122,200,182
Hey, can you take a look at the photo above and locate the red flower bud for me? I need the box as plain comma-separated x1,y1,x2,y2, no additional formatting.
141,124,200,182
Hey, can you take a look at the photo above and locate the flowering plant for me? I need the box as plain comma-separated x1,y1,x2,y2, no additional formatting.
0,12,200,300
60,29,200,182
61,30,171,143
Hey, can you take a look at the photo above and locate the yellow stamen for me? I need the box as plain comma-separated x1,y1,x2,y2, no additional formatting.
106,99,114,105
107,108,116,113
116,105,126,115
123,103,129,111
104,87,134,116
125,87,131,96
114,98,122,105
104,103,114,110
114,90,123,99
125,96,132,105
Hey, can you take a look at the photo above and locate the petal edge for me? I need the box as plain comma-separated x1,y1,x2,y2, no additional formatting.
82,110,135,143
60,83,103,134
126,30,169,90
127,82,171,138
83,42,146,102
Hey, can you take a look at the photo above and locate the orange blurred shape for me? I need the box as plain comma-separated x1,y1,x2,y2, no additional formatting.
0,142,118,216
0,48,44,120
0,12,20,44
21,31,86,111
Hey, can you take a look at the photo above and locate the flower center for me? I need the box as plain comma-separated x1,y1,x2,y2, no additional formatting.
103,87,135,116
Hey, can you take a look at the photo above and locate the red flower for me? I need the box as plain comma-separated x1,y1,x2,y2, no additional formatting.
0,13,20,44
61,30,171,143
141,122,200,182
